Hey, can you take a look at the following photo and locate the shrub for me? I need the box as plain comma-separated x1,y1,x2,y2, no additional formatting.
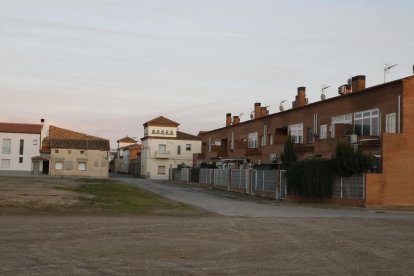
281,135,297,170
287,158,335,199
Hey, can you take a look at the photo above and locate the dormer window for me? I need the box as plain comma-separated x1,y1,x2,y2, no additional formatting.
152,130,155,134
156,130,160,134
161,130,164,134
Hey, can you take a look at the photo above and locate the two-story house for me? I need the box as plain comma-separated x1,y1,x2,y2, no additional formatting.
0,121,46,175
41,125,110,178
140,116,201,179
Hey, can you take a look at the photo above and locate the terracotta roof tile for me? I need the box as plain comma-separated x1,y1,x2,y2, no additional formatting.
143,116,180,127
117,136,137,143
47,125,110,150
0,122,43,134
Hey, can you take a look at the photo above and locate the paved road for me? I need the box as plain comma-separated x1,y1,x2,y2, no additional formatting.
116,177,414,220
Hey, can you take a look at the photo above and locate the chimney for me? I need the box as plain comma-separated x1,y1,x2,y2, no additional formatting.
260,107,268,117
40,118,45,125
254,103,261,119
351,75,366,93
226,113,232,127
292,87,308,108
233,115,240,125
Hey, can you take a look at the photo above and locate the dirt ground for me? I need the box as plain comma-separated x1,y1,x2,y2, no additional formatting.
1,176,413,275
1,216,413,275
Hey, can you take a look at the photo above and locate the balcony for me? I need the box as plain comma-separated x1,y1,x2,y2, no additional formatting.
155,151,170,159
245,147,262,156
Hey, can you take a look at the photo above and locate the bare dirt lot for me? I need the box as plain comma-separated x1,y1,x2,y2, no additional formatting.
1,176,413,275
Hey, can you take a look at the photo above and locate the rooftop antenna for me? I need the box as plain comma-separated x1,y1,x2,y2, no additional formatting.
384,63,397,83
279,100,286,112
238,113,244,118
321,85,330,100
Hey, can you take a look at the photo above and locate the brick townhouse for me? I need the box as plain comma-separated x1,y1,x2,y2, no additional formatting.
196,74,414,207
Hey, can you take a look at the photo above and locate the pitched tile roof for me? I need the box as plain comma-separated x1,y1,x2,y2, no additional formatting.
0,122,43,134
44,125,110,151
141,131,200,141
117,136,137,143
143,116,180,127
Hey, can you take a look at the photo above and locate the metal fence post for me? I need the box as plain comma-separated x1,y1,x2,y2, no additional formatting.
340,176,343,199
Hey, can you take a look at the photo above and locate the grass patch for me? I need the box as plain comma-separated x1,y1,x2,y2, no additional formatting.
70,180,193,214
0,176,202,216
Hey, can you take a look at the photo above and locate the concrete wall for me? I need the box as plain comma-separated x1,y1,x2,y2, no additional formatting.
0,133,41,173
49,148,109,178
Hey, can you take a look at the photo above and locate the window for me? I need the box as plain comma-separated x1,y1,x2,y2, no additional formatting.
101,161,106,167
386,113,396,133
19,139,24,155
214,139,221,146
156,130,160,134
19,157,23,163
186,144,191,151
158,144,166,153
170,130,174,135
248,132,258,148
152,130,155,134
288,123,303,144
331,114,352,138
68,150,72,154
33,139,38,146
320,124,328,139
55,149,59,153
306,128,314,144
80,150,84,154
230,132,235,150
64,161,73,170
2,139,11,154
158,165,166,175
77,162,86,171
1,159,10,168
94,161,99,167
354,109,379,136
55,161,63,170
161,130,164,134
177,145,181,155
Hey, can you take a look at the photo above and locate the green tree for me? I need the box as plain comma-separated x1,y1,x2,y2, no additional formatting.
280,135,297,170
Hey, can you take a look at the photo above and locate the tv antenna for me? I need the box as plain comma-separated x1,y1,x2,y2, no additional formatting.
279,100,286,112
238,113,244,118
384,63,397,83
321,85,330,100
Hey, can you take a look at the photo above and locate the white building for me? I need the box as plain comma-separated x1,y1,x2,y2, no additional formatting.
140,116,201,179
114,136,137,173
0,121,46,175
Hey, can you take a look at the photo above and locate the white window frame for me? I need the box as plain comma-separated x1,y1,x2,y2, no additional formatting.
158,144,167,154
2,139,11,154
331,114,352,138
354,108,379,136
288,123,303,144
55,161,63,170
248,132,258,148
186,144,191,151
385,113,396,133
1,159,10,168
320,124,328,140
77,162,86,171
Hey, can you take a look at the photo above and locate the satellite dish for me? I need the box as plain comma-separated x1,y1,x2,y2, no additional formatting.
250,113,254,119
279,100,286,112
321,85,329,101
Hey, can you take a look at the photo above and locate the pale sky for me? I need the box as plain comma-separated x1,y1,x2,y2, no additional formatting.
1,0,413,148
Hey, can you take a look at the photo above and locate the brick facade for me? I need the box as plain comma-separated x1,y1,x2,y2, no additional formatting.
197,75,414,207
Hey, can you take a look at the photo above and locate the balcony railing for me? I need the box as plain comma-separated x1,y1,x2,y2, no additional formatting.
155,151,170,159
